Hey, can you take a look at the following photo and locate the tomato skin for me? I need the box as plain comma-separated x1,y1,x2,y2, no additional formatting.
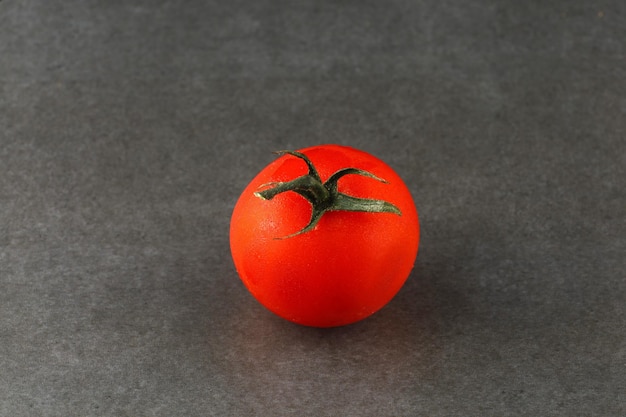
229,144,419,327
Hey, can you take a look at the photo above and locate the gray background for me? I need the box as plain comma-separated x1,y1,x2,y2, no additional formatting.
1,0,625,416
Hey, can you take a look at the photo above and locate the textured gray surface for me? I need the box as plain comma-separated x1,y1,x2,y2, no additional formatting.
1,0,625,416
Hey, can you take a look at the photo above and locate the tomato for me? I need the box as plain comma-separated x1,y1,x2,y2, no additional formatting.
229,144,419,327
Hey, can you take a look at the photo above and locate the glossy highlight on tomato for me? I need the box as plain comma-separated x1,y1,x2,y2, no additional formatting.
229,144,419,327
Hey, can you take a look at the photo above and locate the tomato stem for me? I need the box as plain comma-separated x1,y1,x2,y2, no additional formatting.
254,151,401,239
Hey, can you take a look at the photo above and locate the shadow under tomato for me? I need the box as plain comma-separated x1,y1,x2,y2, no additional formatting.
213,263,446,410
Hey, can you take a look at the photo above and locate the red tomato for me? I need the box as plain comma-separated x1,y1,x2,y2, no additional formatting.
229,144,419,327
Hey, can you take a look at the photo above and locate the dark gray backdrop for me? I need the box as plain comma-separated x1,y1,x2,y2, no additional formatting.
1,1,625,415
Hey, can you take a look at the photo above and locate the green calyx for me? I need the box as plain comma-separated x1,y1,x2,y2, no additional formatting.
254,150,401,239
